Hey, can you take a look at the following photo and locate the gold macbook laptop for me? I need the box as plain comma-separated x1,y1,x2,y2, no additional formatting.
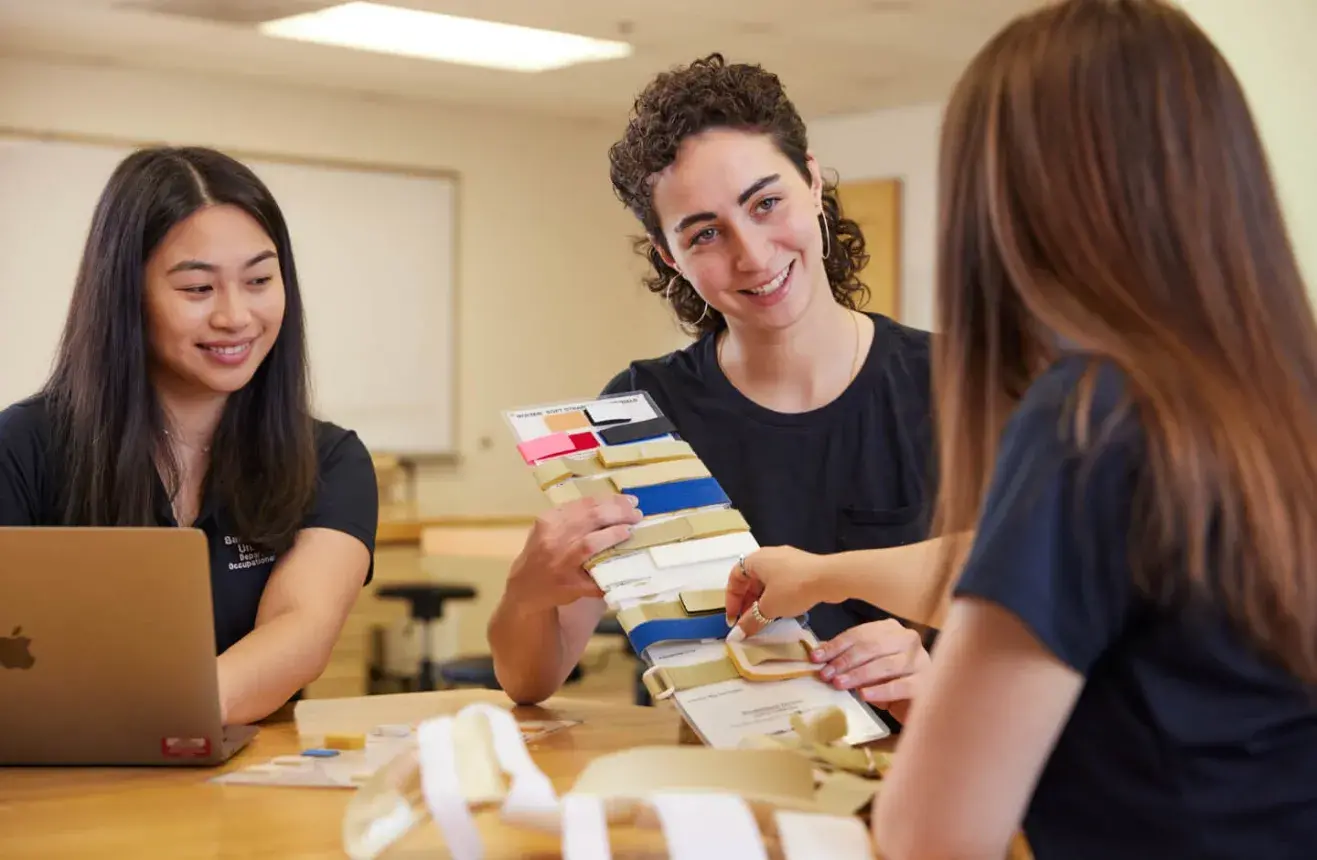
0,527,257,766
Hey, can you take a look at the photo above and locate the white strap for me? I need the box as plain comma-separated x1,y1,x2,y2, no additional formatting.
460,704,560,830
775,810,877,860
650,793,768,860
560,794,612,860
416,717,484,860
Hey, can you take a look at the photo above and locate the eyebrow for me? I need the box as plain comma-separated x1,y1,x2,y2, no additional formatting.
672,174,782,234
166,249,277,275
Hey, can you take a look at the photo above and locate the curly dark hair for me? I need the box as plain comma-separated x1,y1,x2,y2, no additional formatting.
608,53,870,337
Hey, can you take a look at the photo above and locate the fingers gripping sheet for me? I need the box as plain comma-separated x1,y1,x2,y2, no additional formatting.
504,394,891,750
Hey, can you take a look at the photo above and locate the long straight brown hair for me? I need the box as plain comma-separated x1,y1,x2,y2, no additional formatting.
932,0,1317,682
44,146,318,553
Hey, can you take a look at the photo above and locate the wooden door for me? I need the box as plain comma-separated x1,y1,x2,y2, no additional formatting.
836,177,902,320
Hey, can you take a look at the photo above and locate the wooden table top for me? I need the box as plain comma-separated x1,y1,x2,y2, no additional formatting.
0,690,698,860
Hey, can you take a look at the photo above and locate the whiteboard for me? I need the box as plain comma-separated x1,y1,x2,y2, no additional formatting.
0,132,456,455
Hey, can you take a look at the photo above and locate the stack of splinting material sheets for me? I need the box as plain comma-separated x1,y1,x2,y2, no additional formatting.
505,393,892,750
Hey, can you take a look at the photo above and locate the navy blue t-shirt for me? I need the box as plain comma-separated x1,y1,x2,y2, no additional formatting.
601,312,937,641
955,355,1317,859
0,395,378,656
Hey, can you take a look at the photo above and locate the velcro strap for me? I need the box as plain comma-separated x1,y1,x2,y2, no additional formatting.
598,416,675,446
584,509,750,570
651,793,768,860
598,439,696,468
678,589,725,614
545,475,617,506
533,456,607,489
609,458,711,490
740,640,813,666
627,615,732,656
642,658,743,700
628,478,730,518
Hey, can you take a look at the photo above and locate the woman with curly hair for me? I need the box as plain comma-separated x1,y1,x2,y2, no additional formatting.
489,54,938,718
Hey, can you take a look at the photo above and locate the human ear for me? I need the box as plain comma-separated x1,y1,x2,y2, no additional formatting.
650,233,680,275
805,153,824,212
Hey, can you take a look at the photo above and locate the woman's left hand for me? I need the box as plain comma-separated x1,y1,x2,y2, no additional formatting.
812,618,930,723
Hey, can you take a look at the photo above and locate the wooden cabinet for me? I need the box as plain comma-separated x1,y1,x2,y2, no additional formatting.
836,177,902,321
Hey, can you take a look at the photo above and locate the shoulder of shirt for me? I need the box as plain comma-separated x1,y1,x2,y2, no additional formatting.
0,393,53,448
1009,353,1142,454
311,418,371,466
600,333,711,396
868,312,931,354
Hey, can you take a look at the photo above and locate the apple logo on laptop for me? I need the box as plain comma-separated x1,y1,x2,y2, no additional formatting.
0,626,35,670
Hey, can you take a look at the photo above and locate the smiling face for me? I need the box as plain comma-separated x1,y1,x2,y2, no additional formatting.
143,203,285,398
650,128,829,333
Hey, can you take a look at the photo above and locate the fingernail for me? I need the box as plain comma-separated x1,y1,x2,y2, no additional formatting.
726,615,736,627
811,649,825,662
625,495,640,507
820,666,835,681
833,676,847,688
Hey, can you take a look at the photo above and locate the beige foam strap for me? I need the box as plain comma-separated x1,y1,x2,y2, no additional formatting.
725,633,819,682
739,640,813,666
597,439,696,468
584,509,750,570
544,482,582,506
569,747,819,811
810,745,887,778
678,589,725,614
616,599,698,633
641,658,742,700
790,709,849,747
532,456,607,489
609,459,711,491
545,476,616,506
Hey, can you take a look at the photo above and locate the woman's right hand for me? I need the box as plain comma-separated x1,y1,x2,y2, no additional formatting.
725,545,834,636
504,494,644,613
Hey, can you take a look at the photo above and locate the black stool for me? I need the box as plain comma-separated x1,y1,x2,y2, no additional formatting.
375,583,477,691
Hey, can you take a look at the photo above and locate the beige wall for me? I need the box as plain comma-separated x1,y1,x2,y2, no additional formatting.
809,2,1317,332
0,55,689,517
1179,0,1317,289
808,102,942,332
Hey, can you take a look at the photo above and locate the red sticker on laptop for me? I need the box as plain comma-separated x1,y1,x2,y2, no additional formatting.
162,736,212,758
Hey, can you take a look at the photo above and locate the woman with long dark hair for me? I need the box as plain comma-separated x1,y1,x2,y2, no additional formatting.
0,146,377,726
872,1,1317,857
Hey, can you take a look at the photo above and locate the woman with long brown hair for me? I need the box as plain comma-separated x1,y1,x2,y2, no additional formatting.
0,146,378,726
871,1,1317,857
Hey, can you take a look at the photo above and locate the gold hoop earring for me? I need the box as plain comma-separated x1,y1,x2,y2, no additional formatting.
819,213,831,260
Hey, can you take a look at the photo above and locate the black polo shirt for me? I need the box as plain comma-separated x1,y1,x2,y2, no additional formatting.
600,311,937,642
0,395,378,655
955,355,1317,858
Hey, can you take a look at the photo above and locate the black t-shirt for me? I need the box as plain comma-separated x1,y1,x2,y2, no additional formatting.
601,312,936,641
955,355,1317,859
0,395,378,656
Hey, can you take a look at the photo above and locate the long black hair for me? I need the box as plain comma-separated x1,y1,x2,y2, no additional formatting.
43,145,317,552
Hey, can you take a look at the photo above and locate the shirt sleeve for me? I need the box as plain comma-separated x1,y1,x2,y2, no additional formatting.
303,427,379,586
599,367,634,397
952,366,1140,675
0,401,48,526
